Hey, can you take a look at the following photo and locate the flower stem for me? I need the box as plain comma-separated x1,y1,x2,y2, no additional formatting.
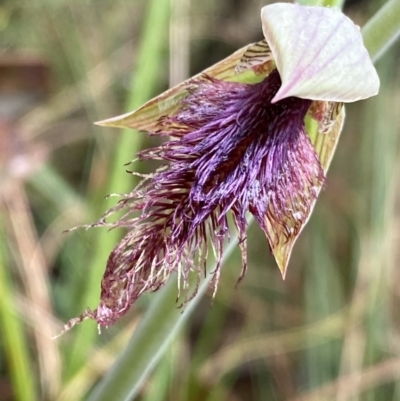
87,234,241,401
362,0,400,62
296,0,324,6
0,219,36,401
322,0,345,8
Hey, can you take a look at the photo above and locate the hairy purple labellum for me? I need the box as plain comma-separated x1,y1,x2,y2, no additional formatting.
59,3,379,333
63,70,324,330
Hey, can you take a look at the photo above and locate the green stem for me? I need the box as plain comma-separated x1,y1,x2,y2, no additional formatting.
87,236,240,401
362,0,400,62
0,220,36,401
296,0,324,6
322,0,345,8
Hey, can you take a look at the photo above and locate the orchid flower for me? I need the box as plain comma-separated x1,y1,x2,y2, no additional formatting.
62,3,379,332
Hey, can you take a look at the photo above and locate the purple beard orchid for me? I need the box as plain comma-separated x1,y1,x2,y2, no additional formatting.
61,3,379,332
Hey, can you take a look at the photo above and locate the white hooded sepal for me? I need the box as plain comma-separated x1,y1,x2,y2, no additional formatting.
261,3,380,103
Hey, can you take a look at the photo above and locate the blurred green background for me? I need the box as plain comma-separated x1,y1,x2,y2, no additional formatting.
0,0,399,400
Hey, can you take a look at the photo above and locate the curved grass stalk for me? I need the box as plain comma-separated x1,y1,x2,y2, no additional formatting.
322,0,345,7
362,0,400,62
87,233,241,401
296,0,324,6
0,219,36,401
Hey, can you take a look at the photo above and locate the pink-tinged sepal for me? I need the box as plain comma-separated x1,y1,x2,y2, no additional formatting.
261,3,380,103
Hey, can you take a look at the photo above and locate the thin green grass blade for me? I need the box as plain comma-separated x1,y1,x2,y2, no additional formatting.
305,219,343,390
28,165,87,216
141,335,178,401
296,0,324,6
322,0,345,7
362,0,400,62
190,291,231,366
298,0,344,6
0,220,37,401
65,0,171,376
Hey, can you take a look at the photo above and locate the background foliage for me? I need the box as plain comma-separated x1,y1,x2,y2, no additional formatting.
0,0,399,400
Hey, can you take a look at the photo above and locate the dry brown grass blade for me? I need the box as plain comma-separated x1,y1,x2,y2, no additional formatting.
169,0,190,87
200,293,368,386
18,40,134,141
3,181,61,399
15,293,63,336
288,357,400,401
